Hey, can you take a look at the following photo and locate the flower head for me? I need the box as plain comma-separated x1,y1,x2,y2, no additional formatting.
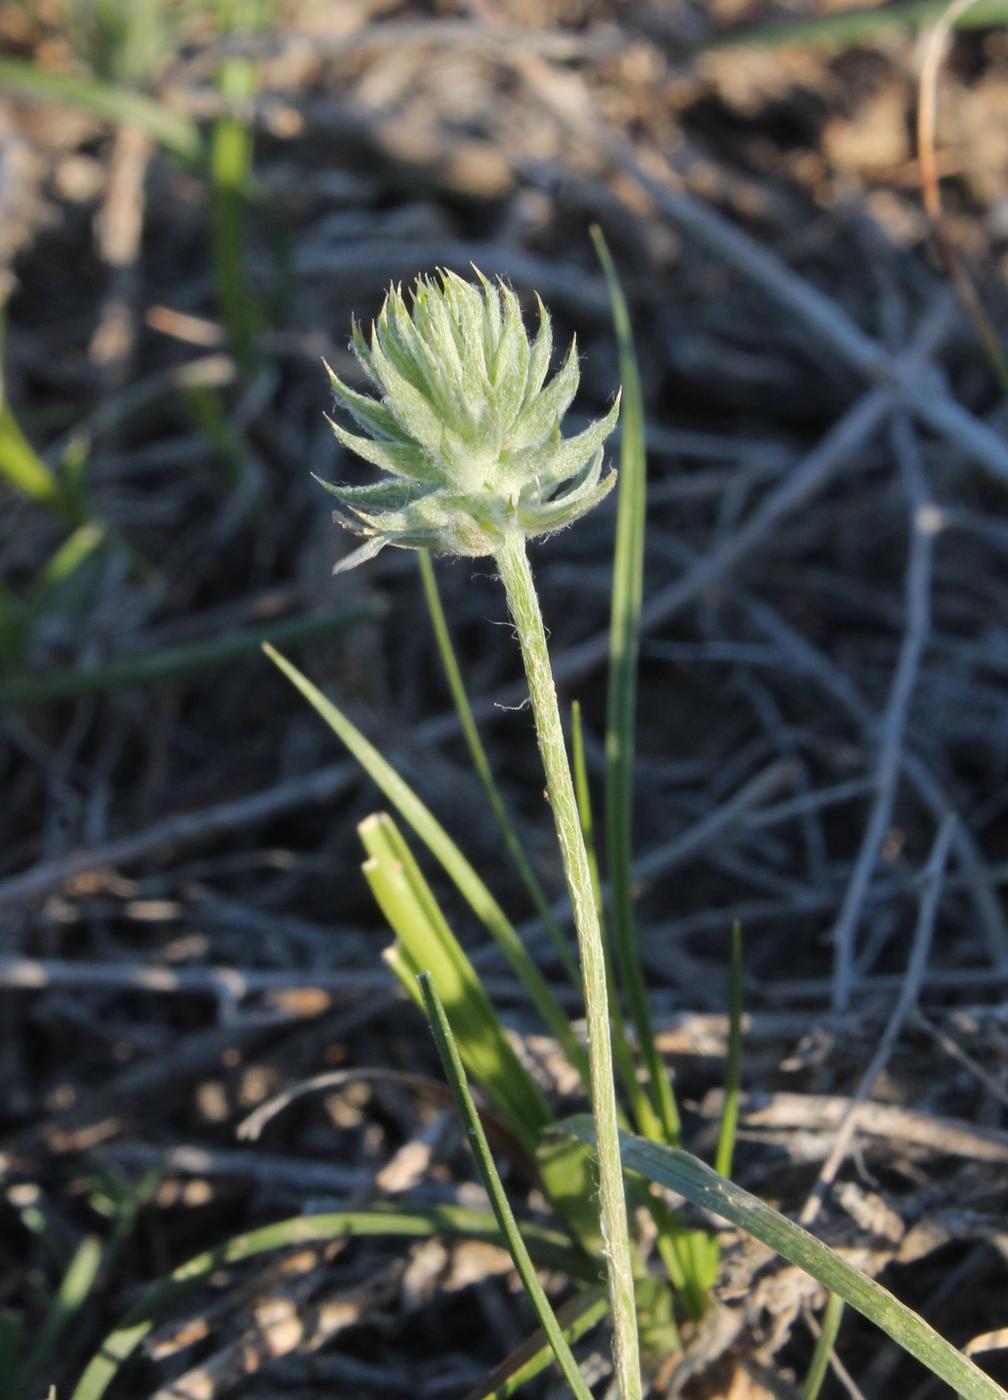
319,269,620,573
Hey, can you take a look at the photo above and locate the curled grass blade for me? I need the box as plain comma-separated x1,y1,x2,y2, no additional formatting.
563,1118,1008,1400
70,1205,583,1400
263,643,590,1084
418,972,594,1400
591,225,680,1147
418,549,580,988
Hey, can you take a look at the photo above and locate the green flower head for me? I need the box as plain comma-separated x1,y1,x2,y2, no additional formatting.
318,269,620,573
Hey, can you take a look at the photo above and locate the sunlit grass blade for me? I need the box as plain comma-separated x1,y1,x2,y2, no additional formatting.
563,1118,1008,1400
70,1204,586,1400
0,402,69,515
0,57,203,161
17,1234,102,1396
802,1293,845,1400
591,225,680,1148
464,1289,608,1400
0,604,380,707
418,549,580,988
361,812,552,1150
418,971,595,1400
264,643,590,1085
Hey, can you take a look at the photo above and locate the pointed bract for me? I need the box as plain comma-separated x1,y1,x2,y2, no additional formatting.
318,269,620,570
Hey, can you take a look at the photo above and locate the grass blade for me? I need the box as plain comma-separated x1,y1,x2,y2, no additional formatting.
711,1,1008,50
0,57,202,161
18,1234,103,1395
0,402,73,516
264,643,590,1084
418,971,595,1400
563,1118,1008,1400
464,1289,608,1400
571,700,699,1319
0,604,381,707
591,225,680,1146
418,549,580,988
70,1204,584,1400
714,923,743,1180
211,55,261,365
803,1293,846,1400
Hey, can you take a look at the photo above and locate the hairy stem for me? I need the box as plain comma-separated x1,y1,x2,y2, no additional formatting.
494,527,641,1400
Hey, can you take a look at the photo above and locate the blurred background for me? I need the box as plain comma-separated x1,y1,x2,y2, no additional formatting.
2,1,1008,1396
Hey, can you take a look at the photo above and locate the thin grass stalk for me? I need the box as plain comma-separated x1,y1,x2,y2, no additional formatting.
714,923,744,1180
592,226,681,1146
493,529,641,1400
465,1290,609,1400
802,1294,845,1400
418,971,594,1400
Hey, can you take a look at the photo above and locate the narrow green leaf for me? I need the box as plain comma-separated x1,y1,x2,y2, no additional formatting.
711,0,1008,51
419,972,595,1400
264,643,589,1082
714,923,744,1180
570,707,697,1320
591,225,681,1148
0,604,380,708
418,550,580,988
20,1234,103,1392
0,1312,24,1389
464,1289,608,1400
0,403,75,518
563,1119,1008,1400
803,1293,845,1400
211,55,261,366
0,57,203,161
698,923,747,1293
70,1205,585,1400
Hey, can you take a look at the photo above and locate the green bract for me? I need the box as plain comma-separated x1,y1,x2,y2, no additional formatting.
319,269,620,573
